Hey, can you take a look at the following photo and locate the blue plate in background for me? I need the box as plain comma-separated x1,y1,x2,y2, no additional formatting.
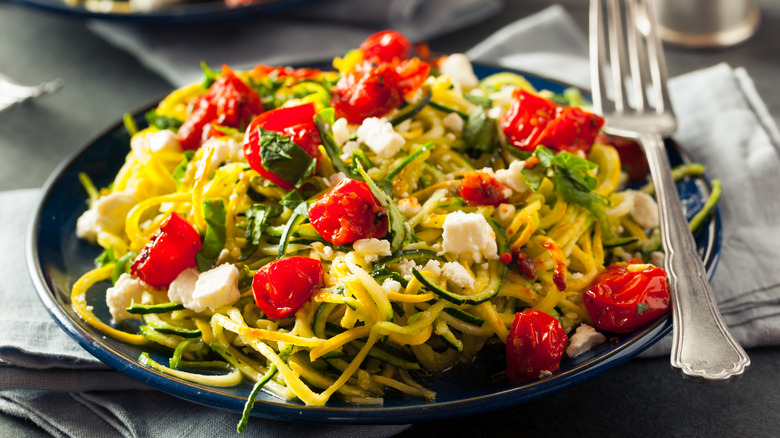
27,65,721,424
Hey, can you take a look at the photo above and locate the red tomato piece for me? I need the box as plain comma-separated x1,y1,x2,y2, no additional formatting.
308,178,389,246
506,309,568,382
596,134,648,181
500,89,604,155
243,103,322,191
177,65,263,151
251,64,323,81
331,59,430,124
459,170,509,206
583,261,670,333
252,256,324,319
130,213,202,289
360,30,412,63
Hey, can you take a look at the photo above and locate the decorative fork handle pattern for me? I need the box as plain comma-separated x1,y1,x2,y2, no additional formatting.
639,131,751,385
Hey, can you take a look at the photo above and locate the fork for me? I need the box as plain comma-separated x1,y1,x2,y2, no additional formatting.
589,0,750,385
0,72,63,112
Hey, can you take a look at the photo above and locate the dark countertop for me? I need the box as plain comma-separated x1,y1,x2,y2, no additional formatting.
2,0,779,436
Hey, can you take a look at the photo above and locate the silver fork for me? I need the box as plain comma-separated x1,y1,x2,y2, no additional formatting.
0,72,63,112
589,0,750,385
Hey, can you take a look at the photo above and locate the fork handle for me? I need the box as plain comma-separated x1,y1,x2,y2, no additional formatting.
639,132,750,385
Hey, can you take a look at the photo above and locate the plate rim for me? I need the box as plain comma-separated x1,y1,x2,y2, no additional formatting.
25,63,722,424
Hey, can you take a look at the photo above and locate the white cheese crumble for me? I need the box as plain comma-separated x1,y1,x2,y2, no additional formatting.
352,238,392,263
203,137,242,171
332,117,351,147
340,140,360,161
130,129,181,158
495,160,530,194
167,268,201,311
421,259,442,277
439,54,479,90
626,189,660,229
566,324,607,358
442,112,464,133
395,259,417,281
356,117,405,159
495,203,516,224
381,278,403,295
441,211,498,263
76,190,138,242
397,197,422,218
168,265,240,313
328,172,347,187
441,262,475,289
106,273,147,323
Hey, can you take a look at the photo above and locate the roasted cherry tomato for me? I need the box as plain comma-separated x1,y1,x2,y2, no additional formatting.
506,309,568,382
251,64,323,81
459,170,509,206
500,89,604,155
596,134,648,181
130,213,202,288
252,256,324,319
583,261,670,333
177,66,263,151
360,30,412,62
308,178,388,246
243,102,321,191
331,58,430,124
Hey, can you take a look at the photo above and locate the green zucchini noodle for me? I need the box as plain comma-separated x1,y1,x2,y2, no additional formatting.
70,48,683,410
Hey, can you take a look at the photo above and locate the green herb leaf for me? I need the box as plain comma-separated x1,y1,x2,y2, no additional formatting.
172,150,195,189
354,162,407,252
463,93,493,108
637,302,651,315
94,246,116,267
196,199,227,271
200,62,221,89
463,106,497,154
256,127,315,188
145,109,183,131
314,108,358,179
112,251,137,285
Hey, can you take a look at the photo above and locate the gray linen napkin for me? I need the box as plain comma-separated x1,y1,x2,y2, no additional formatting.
4,4,780,437
88,0,503,88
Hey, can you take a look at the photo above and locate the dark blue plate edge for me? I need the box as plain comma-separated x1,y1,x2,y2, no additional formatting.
25,64,722,425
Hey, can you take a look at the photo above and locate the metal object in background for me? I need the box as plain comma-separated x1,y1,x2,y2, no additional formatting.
653,0,761,48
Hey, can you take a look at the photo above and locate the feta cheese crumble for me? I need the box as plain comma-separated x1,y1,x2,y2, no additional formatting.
439,54,479,90
441,211,498,263
441,262,475,289
167,264,240,313
442,112,464,133
356,117,405,159
626,189,660,229
76,190,138,242
495,160,530,194
106,273,147,323
352,238,392,263
566,324,607,358
332,117,351,147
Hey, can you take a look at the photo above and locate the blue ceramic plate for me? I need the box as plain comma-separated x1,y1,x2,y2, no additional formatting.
11,0,325,24
27,65,722,424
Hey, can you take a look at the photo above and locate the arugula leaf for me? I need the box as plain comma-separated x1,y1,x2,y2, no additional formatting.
145,109,183,131
354,162,408,252
463,106,497,154
256,127,315,188
196,199,227,271
94,246,116,267
314,108,358,179
112,252,137,285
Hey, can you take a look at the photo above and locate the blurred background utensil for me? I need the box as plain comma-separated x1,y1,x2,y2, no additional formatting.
0,72,63,112
589,0,750,384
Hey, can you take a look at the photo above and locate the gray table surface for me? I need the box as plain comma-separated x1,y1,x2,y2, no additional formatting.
2,0,779,436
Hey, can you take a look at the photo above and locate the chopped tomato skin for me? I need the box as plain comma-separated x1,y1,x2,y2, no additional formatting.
506,309,568,382
130,213,202,289
360,30,412,63
178,66,263,151
252,257,324,319
583,261,670,333
243,103,321,191
500,89,604,155
309,179,389,246
459,170,509,206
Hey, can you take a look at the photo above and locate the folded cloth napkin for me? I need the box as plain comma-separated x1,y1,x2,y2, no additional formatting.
4,4,780,438
88,0,503,88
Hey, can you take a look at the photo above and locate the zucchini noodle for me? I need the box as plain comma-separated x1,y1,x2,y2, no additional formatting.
70,45,705,415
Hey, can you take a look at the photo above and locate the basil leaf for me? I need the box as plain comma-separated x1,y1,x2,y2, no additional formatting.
172,150,195,189
550,152,598,192
354,162,407,252
240,205,269,261
145,109,183,131
256,127,315,188
249,73,286,110
112,252,137,285
196,199,227,271
314,108,358,179
463,106,496,154
463,93,493,108
637,303,651,315
94,246,116,267
200,61,221,89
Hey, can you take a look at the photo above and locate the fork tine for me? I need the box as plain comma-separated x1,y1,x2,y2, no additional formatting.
638,0,674,115
624,0,648,111
606,0,631,112
589,0,614,115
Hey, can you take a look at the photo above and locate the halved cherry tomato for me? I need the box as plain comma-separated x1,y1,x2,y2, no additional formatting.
459,170,509,206
331,58,430,124
252,256,324,319
583,261,670,333
506,309,568,382
596,133,648,181
177,66,263,151
243,102,322,191
360,30,412,63
500,89,604,155
251,64,323,81
308,178,388,246
130,213,202,288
